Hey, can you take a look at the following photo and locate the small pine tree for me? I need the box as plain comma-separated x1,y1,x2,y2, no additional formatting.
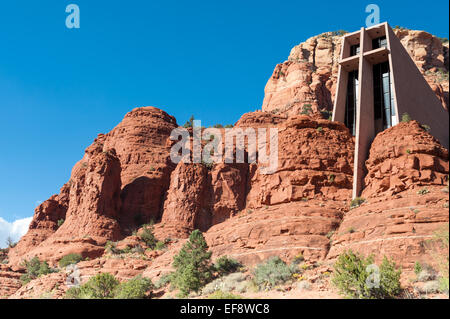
183,115,195,128
171,230,213,296
79,273,119,299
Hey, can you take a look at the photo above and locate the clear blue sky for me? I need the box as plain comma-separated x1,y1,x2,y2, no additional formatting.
0,0,448,223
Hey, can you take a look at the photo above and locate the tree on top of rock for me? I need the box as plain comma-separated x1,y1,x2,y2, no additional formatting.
171,229,213,296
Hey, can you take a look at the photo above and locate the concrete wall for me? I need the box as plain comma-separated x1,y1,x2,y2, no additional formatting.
387,25,449,149
333,22,449,198
353,28,376,198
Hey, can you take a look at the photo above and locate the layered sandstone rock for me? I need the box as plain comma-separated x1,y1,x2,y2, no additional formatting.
236,113,355,208
262,29,449,116
160,162,249,238
362,121,449,198
206,201,346,266
9,107,178,266
327,186,449,270
0,265,24,298
8,185,70,262
328,122,449,269
103,107,178,230
161,163,211,237
9,148,122,265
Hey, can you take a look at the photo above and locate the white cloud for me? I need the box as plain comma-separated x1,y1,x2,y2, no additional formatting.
0,217,32,249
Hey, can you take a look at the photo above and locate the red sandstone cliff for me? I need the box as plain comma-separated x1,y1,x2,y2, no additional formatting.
2,29,448,299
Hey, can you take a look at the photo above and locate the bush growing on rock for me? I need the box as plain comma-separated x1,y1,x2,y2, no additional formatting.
332,250,402,299
66,273,119,299
105,241,120,255
59,253,83,268
140,224,158,249
171,230,213,297
253,257,297,290
66,273,153,299
401,113,412,123
350,197,366,209
113,276,153,299
214,256,242,276
20,257,55,284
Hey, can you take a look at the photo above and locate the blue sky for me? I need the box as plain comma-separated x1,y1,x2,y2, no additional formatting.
0,0,448,230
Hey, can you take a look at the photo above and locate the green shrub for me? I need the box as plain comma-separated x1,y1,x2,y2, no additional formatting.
155,241,166,250
332,250,402,299
20,257,55,284
214,256,242,276
155,273,172,289
401,113,412,123
224,124,233,128
71,273,119,299
253,257,297,290
66,274,153,299
207,290,243,299
65,287,82,299
183,115,195,128
417,188,430,195
114,276,153,299
140,224,158,249
414,261,423,275
57,219,65,228
328,174,336,183
171,230,213,296
105,241,120,255
300,104,312,115
350,197,366,209
59,253,83,268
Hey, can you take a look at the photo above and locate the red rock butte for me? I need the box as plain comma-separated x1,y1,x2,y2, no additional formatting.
1,27,448,299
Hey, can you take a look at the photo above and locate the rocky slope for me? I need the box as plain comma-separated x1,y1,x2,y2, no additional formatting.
1,29,448,299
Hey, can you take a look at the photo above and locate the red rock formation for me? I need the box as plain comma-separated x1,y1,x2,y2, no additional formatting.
161,163,211,237
0,264,24,298
362,121,449,198
236,113,354,208
9,148,122,265
206,201,345,266
328,121,449,269
9,107,178,265
3,30,448,300
103,107,178,230
9,185,69,262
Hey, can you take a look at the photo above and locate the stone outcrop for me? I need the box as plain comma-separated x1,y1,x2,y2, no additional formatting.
236,113,355,208
103,107,178,230
206,201,345,266
362,121,449,198
328,121,449,269
8,148,122,265
161,163,211,237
